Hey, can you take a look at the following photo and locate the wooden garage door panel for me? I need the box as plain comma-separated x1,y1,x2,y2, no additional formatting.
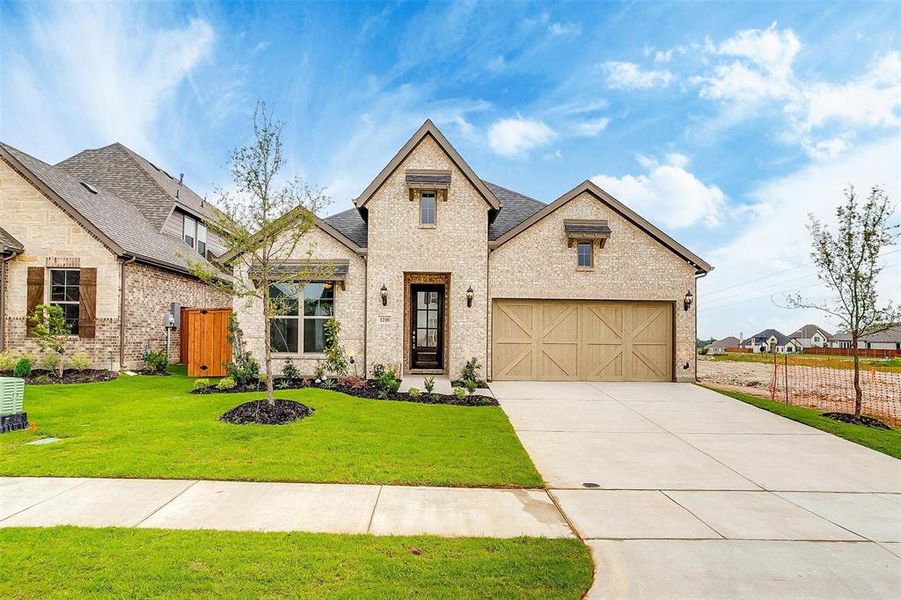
492,300,672,381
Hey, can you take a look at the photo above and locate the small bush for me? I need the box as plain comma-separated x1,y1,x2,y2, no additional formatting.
192,378,211,392
40,353,61,373
460,357,481,385
14,356,34,378
340,375,367,390
68,352,92,371
282,358,300,381
0,351,18,372
376,364,400,393
143,349,168,374
452,386,467,400
423,376,435,394
464,378,477,394
216,377,236,391
35,374,50,384
371,363,386,379
407,387,420,398
323,318,348,377
313,362,326,381
698,347,709,355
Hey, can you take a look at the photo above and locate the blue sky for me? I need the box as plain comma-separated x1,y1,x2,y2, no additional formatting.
2,1,899,339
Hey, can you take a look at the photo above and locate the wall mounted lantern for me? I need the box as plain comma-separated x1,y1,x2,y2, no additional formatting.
380,284,388,306
684,290,693,311
466,286,474,308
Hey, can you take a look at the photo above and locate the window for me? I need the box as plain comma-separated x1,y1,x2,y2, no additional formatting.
269,282,334,353
183,215,197,248
197,222,207,257
420,191,436,225
49,269,79,335
577,241,593,267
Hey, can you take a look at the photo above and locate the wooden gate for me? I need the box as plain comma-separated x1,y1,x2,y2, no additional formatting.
180,307,232,377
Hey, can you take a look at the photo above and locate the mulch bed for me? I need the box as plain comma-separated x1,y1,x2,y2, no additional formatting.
220,399,313,425
821,412,892,430
193,378,498,407
0,370,118,385
131,369,171,376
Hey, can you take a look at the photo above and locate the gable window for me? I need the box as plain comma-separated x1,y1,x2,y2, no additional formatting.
49,269,80,334
577,241,593,268
269,282,334,354
183,215,197,248
197,222,208,257
420,191,436,226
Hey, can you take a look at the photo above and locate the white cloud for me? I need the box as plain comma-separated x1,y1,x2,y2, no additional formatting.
591,153,726,229
698,137,901,338
487,117,556,158
602,61,673,90
802,137,851,161
549,22,582,37
572,117,610,137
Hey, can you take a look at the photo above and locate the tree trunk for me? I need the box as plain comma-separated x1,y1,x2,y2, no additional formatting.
263,315,274,405
851,336,862,418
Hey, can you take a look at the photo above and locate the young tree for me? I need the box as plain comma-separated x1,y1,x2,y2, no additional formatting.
788,185,900,418
191,102,329,405
30,304,69,378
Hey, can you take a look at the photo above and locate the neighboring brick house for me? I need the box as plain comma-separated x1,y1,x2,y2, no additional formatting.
233,120,712,382
740,329,789,354
0,142,230,369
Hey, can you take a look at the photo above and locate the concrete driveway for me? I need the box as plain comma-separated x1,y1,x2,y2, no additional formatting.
492,381,901,599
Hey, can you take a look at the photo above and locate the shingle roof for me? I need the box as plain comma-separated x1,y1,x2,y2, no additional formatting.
57,142,217,231
483,181,546,241
0,226,24,255
789,324,833,340
832,326,901,343
742,329,789,346
1,142,217,275
708,336,739,349
323,207,368,247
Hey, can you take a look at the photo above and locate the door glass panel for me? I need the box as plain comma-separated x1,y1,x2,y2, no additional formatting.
425,330,438,347
417,310,428,326
416,328,427,343
427,312,438,328
427,292,438,307
417,291,426,307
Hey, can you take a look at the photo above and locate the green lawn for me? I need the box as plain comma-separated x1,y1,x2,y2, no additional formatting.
0,527,593,599
0,369,542,487
705,386,901,459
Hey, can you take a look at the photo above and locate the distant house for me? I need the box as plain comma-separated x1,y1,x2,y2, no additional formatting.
740,329,789,353
831,326,901,351
787,324,832,349
705,336,739,354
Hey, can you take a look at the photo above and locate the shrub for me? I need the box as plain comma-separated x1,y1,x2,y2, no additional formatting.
340,375,367,390
68,352,92,371
452,386,467,400
282,358,300,381
460,357,482,385
30,304,70,377
698,347,709,355
35,374,50,384
40,353,61,373
423,376,435,394
464,378,477,394
226,315,260,386
407,387,420,398
376,365,400,393
323,318,348,377
371,363,386,379
0,351,18,372
216,377,236,391
192,378,211,392
14,356,34,378
143,349,168,374
313,362,326,381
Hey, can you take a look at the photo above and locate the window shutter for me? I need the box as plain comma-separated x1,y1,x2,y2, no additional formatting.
26,267,45,337
78,268,97,339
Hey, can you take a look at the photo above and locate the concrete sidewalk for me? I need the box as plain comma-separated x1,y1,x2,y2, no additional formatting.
0,477,573,538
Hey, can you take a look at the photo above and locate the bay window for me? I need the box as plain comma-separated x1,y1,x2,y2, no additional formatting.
269,282,334,353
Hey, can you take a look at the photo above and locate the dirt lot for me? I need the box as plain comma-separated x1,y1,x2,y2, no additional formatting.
698,356,901,425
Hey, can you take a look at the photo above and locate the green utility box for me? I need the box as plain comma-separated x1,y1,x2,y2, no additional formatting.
0,376,27,433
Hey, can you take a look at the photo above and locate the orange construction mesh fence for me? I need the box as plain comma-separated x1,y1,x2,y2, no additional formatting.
767,353,901,426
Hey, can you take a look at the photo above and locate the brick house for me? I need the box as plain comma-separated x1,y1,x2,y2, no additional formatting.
0,142,230,369
233,120,712,382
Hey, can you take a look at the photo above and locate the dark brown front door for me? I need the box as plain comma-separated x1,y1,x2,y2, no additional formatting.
411,284,444,370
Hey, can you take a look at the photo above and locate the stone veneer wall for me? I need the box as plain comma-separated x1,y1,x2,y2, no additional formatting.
233,227,367,378
0,158,122,369
488,191,698,382
364,134,489,379
122,261,232,368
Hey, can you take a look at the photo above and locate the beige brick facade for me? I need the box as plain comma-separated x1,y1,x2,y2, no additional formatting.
364,134,489,380
234,228,367,377
488,191,698,381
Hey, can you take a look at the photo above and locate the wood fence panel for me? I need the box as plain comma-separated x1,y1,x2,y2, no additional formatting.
803,347,900,358
183,307,232,377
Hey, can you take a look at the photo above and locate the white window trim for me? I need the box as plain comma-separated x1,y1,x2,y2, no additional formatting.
197,222,207,256
183,215,197,249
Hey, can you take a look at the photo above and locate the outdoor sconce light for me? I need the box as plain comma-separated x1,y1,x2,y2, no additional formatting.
466,286,474,308
380,284,388,306
684,290,693,311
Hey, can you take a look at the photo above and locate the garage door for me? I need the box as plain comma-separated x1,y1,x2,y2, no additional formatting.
492,300,673,381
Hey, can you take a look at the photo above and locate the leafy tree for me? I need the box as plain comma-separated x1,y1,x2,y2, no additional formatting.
191,102,329,405
29,304,69,378
788,185,900,417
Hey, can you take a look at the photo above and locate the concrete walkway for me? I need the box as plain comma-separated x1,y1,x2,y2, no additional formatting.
0,477,572,538
491,381,901,599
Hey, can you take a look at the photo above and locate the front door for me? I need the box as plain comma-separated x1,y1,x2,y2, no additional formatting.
411,284,444,370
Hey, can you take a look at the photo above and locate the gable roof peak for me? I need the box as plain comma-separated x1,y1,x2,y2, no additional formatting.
354,119,500,211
